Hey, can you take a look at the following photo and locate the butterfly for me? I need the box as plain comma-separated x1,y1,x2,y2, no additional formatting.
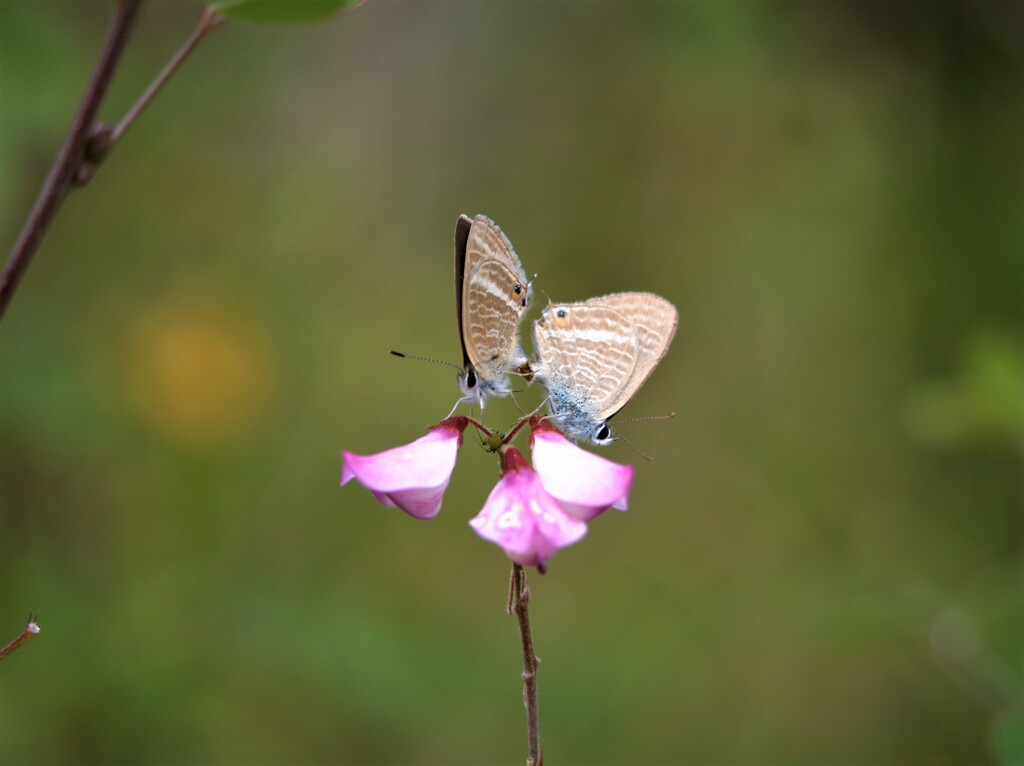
532,292,678,445
454,214,532,407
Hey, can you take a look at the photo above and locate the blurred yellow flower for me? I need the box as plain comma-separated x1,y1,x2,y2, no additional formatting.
128,305,275,446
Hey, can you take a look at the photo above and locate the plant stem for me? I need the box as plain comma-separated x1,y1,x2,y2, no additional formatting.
0,0,145,320
509,563,541,765
109,5,224,144
0,613,41,661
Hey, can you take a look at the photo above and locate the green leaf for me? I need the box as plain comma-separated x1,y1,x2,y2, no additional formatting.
209,0,358,24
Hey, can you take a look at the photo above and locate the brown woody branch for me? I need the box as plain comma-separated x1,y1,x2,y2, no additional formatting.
509,563,541,765
0,612,41,661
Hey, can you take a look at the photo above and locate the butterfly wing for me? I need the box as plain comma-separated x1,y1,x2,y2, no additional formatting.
454,214,473,369
461,215,530,379
594,292,677,416
534,301,640,422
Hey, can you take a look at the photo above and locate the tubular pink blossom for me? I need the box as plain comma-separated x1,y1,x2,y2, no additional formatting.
469,447,587,572
340,417,467,520
530,423,633,521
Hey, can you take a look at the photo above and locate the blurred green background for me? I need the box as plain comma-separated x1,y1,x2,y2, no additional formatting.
1,1,1021,763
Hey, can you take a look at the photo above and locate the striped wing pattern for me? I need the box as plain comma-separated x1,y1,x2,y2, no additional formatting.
534,292,677,427
462,216,530,379
534,301,639,421
593,292,677,415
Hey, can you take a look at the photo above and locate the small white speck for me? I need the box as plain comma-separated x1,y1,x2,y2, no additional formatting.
498,512,521,529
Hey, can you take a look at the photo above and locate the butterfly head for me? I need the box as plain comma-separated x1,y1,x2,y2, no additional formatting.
544,384,616,445
566,414,616,446
458,363,513,407
591,421,615,446
457,364,482,404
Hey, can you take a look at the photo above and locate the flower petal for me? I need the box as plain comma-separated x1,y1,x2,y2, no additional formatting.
470,451,587,570
376,483,452,520
341,428,459,492
531,430,634,521
340,425,461,519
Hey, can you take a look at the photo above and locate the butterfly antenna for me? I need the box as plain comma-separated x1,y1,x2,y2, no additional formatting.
527,272,539,296
390,350,462,372
612,411,676,425
612,428,653,462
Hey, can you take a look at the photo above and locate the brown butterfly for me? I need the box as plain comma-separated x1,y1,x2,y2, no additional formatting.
532,292,677,444
454,214,532,407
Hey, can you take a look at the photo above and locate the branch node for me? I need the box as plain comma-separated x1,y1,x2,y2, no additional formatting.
0,0,144,319
72,123,115,187
0,612,42,661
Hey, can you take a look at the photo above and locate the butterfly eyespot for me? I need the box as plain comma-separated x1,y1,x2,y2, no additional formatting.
514,284,522,294
521,298,527,307
557,310,567,319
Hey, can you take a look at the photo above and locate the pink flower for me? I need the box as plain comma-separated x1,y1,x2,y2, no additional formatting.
530,421,633,521
340,417,466,520
469,447,587,572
